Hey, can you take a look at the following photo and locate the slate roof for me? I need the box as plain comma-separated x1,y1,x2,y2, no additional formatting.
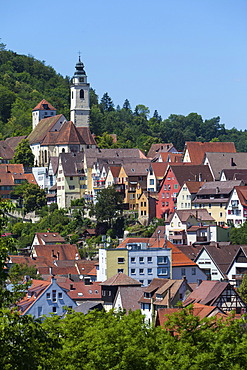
184,141,236,164
114,286,143,312
101,273,142,286
205,152,247,180
194,181,243,202
122,161,151,176
73,301,104,314
59,152,84,176
84,148,147,168
32,99,56,111
28,114,65,145
168,164,213,185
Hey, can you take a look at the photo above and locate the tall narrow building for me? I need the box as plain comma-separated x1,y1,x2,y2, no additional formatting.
70,57,90,127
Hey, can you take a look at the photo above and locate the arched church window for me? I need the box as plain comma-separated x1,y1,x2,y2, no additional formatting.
44,150,48,164
62,148,65,153
80,89,84,99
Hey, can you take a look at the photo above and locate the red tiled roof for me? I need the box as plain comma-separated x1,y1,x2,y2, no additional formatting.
76,127,97,146
57,280,102,300
55,121,84,145
33,244,79,262
156,303,226,327
32,99,56,111
184,141,236,165
109,165,121,178
167,240,197,267
150,162,169,178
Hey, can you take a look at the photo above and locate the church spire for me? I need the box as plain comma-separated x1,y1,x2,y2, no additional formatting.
70,57,90,128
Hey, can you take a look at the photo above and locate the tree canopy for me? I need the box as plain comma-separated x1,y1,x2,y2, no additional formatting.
12,138,34,167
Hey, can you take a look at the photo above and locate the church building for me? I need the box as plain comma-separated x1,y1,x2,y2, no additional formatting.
28,59,96,166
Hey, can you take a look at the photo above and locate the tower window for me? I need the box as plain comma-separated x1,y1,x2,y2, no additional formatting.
71,91,73,99
79,78,84,82
80,89,84,99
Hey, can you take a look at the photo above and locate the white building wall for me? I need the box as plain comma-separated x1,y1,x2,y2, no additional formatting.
97,249,107,281
195,249,224,280
172,266,207,283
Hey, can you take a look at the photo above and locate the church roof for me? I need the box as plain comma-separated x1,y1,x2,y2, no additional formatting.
55,121,84,145
32,99,56,111
76,127,97,146
28,114,65,145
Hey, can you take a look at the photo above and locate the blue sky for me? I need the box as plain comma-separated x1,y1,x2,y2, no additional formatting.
1,0,247,130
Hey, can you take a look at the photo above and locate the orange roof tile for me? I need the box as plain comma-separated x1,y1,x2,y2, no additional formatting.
184,141,236,165
166,240,197,267
32,99,56,111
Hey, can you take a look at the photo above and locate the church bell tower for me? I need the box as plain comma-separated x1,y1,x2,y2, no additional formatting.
70,57,90,127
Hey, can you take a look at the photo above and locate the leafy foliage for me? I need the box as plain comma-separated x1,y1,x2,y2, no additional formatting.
11,182,46,214
230,222,247,244
12,138,34,167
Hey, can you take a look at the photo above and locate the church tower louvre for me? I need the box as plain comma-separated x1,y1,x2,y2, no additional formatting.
70,57,90,128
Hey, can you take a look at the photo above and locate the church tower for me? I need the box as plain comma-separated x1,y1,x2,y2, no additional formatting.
70,57,90,127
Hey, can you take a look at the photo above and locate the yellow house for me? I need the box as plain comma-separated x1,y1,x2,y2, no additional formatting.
192,180,242,225
98,249,129,280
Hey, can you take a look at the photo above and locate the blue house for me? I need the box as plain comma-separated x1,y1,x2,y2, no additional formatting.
18,277,76,318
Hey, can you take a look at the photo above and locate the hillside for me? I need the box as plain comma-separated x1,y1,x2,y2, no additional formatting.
1,48,247,152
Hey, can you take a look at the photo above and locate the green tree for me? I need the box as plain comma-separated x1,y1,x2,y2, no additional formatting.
237,274,247,303
230,222,247,244
12,182,46,214
100,92,115,112
12,138,34,167
92,187,123,228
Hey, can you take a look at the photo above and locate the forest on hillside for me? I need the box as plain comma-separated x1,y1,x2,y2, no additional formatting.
1,45,247,152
